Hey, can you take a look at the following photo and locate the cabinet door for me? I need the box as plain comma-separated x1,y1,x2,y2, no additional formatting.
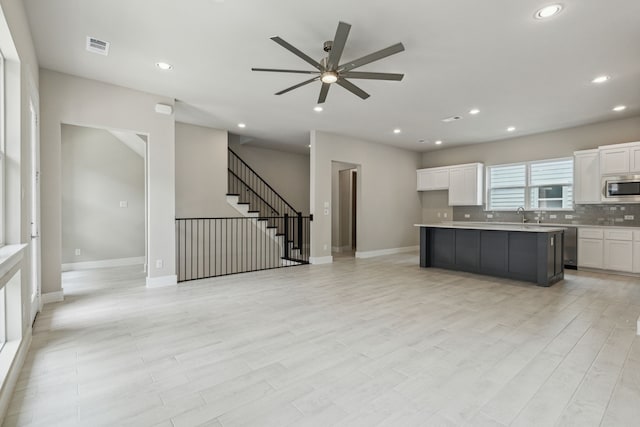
417,168,449,191
578,238,603,269
604,239,633,272
600,147,629,175
448,167,466,205
449,165,481,206
633,241,640,273
629,144,640,173
574,152,600,204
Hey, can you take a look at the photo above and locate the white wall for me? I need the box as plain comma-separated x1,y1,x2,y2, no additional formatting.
175,122,237,218
311,131,422,261
61,125,145,264
0,0,40,422
40,69,176,291
229,139,310,214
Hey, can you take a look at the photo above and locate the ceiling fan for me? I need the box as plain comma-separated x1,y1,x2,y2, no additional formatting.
252,21,405,104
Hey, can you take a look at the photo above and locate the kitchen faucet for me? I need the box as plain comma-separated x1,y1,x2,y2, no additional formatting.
516,206,527,224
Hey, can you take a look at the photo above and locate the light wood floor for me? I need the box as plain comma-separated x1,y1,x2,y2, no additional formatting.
4,253,640,426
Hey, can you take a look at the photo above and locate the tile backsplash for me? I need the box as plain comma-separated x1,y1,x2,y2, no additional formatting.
453,204,640,227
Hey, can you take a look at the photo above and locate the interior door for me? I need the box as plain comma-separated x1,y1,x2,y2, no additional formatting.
29,98,41,322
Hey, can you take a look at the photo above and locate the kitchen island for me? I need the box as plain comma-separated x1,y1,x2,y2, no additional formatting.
416,223,565,286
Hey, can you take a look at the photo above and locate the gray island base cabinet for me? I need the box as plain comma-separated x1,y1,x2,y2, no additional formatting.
417,224,565,287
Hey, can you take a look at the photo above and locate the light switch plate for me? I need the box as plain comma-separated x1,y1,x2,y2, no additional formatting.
624,215,634,220
565,214,573,219
549,214,557,219
464,214,470,218
487,214,493,219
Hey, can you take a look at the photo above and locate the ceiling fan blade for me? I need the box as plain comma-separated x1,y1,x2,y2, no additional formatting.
339,42,405,72
336,78,370,100
341,71,404,81
327,21,351,70
318,83,331,104
270,37,322,70
252,68,319,74
275,76,320,95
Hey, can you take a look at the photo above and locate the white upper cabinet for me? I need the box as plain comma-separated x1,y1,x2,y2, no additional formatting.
448,163,484,206
598,141,640,175
417,167,449,191
574,149,600,204
630,145,640,173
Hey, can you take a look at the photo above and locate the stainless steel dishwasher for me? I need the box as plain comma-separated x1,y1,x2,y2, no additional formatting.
563,226,577,269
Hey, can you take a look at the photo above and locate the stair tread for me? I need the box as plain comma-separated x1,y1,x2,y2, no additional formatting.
226,193,240,196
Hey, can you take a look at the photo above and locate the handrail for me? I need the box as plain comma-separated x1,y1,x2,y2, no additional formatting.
228,148,299,214
228,169,280,215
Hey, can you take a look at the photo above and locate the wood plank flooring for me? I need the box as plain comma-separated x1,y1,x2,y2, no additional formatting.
3,253,640,426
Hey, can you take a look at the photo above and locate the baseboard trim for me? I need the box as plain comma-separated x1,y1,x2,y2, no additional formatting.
355,246,419,259
309,256,333,265
42,290,64,304
146,275,177,288
62,256,145,272
0,328,32,424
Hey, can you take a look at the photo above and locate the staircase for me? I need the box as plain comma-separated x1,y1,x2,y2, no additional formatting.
227,148,309,264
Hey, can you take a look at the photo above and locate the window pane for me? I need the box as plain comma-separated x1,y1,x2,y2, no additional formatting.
489,188,525,210
530,159,573,186
530,185,573,209
489,164,526,189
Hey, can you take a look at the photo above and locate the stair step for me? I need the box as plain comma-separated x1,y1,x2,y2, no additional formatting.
266,226,277,229
237,202,250,205
226,193,240,196
248,210,260,214
281,257,308,264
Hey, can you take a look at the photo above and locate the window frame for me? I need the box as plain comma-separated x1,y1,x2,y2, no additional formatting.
485,157,574,211
0,49,5,246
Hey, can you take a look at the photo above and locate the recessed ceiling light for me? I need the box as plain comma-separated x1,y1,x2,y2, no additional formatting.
591,75,610,84
469,109,480,115
313,106,323,112
612,105,627,112
156,62,173,71
435,140,443,145
535,4,563,19
237,123,246,128
393,128,402,134
507,126,516,132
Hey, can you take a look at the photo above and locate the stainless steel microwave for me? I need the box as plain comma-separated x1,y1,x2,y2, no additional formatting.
602,175,640,202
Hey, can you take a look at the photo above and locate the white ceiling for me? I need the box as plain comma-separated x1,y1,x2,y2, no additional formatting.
24,0,640,153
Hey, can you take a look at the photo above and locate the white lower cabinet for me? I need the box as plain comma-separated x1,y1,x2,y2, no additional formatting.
578,227,637,273
578,238,604,269
634,231,640,273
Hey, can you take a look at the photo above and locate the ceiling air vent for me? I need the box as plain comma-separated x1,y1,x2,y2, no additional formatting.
441,116,462,123
86,36,110,56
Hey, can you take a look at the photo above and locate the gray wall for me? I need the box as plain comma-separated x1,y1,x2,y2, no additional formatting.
229,138,310,214
311,131,422,260
175,122,237,218
422,115,640,168
420,116,640,222
40,69,176,292
61,125,145,264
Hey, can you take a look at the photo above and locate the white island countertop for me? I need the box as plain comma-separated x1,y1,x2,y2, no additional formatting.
414,222,567,233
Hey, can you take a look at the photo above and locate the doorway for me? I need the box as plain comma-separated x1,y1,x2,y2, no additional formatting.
331,162,359,257
60,124,147,277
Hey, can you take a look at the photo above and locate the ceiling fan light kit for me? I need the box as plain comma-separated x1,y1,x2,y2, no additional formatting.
252,21,405,104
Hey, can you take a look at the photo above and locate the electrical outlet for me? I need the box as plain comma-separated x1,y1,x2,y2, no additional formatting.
487,214,493,219
464,214,470,218
549,214,557,219
624,215,634,220
155,259,163,269
564,214,573,219
324,208,329,215
323,244,328,250
75,248,81,256
443,212,448,218
437,212,441,218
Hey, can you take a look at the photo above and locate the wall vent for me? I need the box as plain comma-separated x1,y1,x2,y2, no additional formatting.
86,36,110,55
441,116,462,123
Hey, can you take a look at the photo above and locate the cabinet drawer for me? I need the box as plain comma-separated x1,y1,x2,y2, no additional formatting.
578,228,604,239
604,230,633,241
